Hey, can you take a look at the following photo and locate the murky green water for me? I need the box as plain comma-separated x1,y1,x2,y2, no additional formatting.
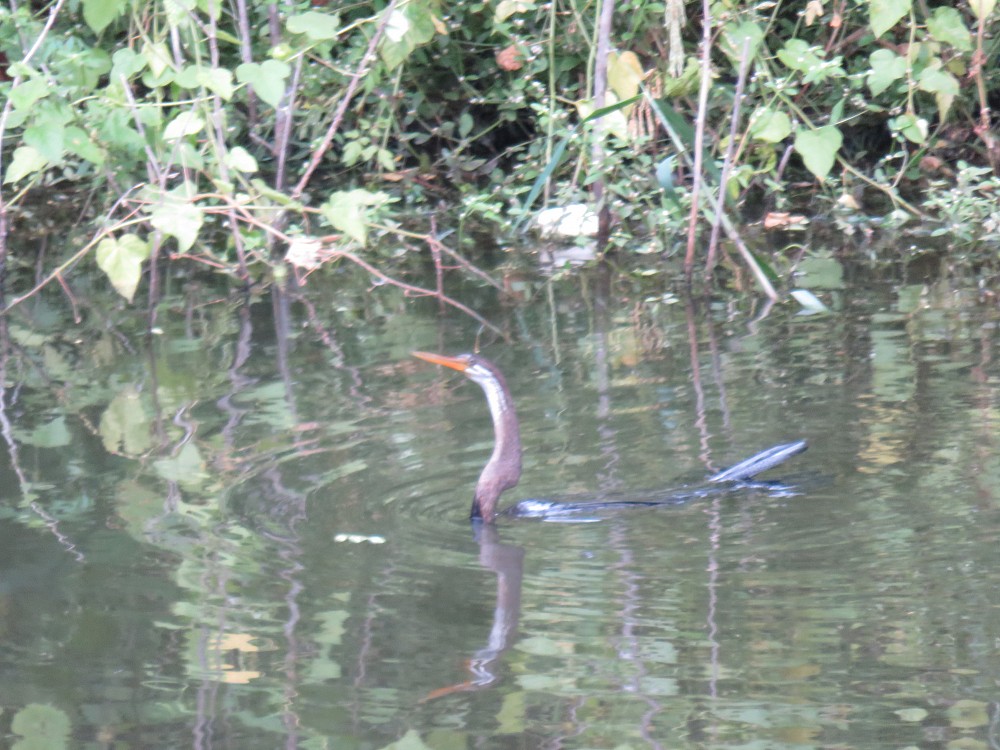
3,259,1000,748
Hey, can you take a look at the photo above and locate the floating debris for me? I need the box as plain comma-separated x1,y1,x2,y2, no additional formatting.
334,533,386,544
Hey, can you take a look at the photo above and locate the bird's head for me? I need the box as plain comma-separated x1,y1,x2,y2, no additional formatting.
412,351,500,390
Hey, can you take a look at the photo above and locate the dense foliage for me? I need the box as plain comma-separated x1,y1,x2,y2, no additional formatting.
0,0,997,304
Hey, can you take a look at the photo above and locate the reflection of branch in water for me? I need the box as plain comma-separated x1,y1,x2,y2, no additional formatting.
685,296,712,473
424,524,524,701
0,317,84,561
608,523,666,750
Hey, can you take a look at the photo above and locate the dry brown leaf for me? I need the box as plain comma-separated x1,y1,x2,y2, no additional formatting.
763,212,808,229
497,45,524,71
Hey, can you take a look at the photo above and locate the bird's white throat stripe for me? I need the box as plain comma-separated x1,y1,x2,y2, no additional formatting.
482,377,510,416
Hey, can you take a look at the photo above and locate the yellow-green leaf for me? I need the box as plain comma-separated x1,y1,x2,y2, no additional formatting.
969,0,996,19
749,107,792,143
607,51,644,102
3,146,48,184
143,41,173,79
148,188,203,252
228,146,258,173
495,0,534,21
96,233,151,302
320,189,390,246
163,111,204,140
287,11,340,40
99,386,152,455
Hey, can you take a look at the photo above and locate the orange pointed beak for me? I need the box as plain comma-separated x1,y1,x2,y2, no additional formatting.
412,351,470,373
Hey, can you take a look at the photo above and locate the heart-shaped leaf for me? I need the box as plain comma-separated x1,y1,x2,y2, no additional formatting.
236,60,290,108
794,125,843,180
96,233,151,302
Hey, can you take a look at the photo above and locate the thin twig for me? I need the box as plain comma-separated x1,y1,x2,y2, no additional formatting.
2,214,148,313
684,0,714,282
971,8,998,172
332,248,504,337
425,226,503,290
591,0,616,242
645,88,777,299
290,0,399,200
706,37,752,277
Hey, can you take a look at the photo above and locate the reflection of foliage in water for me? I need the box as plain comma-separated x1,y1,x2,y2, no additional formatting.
4,256,1000,745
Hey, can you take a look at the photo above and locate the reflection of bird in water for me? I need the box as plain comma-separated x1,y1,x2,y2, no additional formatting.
422,523,523,702
413,351,808,523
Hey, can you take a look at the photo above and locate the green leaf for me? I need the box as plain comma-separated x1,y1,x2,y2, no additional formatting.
889,113,927,143
662,56,700,97
917,67,959,96
154,442,206,486
11,704,70,747
163,0,193,25
110,47,146,81
918,66,959,118
777,39,843,83
23,118,65,164
379,2,438,70
235,60,290,108
320,189,390,246
176,65,234,99
794,125,843,180
867,49,907,96
65,126,105,166
9,78,50,111
579,94,642,124
830,98,845,124
99,386,152,455
143,41,173,80
57,46,111,89
96,234,151,302
869,0,912,38
749,107,792,143
720,21,763,62
458,112,474,139
98,110,147,155
927,7,972,51
22,417,72,449
516,636,565,656
3,146,47,184
287,11,339,40
969,0,996,20
148,187,203,252
200,67,234,99
82,0,127,33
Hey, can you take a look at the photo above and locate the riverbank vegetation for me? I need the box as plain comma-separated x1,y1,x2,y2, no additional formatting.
0,0,997,310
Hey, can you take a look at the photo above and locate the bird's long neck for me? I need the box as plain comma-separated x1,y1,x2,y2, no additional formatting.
472,372,522,522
